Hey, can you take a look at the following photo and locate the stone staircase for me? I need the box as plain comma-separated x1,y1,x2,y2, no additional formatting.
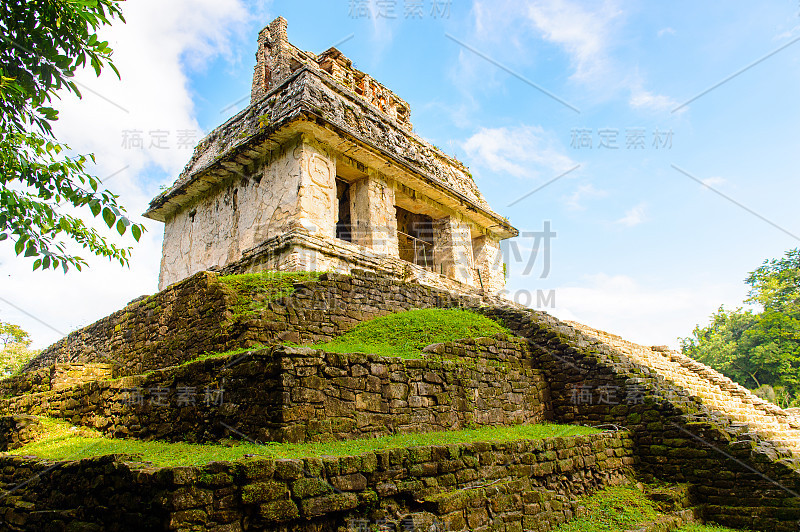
569,321,800,456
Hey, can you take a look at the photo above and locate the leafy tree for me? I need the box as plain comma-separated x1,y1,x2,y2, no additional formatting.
0,320,30,348
0,320,36,376
1,0,144,272
682,249,800,406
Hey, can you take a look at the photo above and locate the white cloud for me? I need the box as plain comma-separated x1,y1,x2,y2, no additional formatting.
0,0,254,348
462,125,576,180
702,176,726,187
564,183,608,210
629,86,680,112
546,273,743,348
524,0,621,82
657,27,676,37
470,0,677,112
615,202,647,227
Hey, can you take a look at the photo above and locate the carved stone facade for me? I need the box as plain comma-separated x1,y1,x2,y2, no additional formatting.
145,18,518,293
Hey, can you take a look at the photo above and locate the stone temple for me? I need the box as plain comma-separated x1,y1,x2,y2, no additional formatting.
144,17,518,294
5,16,800,532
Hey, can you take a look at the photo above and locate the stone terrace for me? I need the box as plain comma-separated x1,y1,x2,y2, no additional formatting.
570,321,800,456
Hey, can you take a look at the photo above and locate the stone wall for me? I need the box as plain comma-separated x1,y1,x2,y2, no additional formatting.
3,340,550,444
479,305,800,531
19,266,800,529
23,269,475,377
0,368,51,398
0,364,112,398
0,431,633,532
158,137,306,289
23,271,237,377
274,341,549,443
0,415,41,451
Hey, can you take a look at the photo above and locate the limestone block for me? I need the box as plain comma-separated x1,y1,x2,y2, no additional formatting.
433,216,474,285
349,175,398,256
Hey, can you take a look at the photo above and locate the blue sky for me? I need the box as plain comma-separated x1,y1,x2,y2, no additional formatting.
2,0,800,349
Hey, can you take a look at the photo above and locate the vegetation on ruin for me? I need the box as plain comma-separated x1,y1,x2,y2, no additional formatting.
310,308,511,359
553,484,743,532
682,248,800,407
7,418,597,467
219,271,322,321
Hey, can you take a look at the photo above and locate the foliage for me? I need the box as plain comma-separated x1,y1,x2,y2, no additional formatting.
0,0,144,272
312,308,511,359
219,271,321,321
0,320,29,347
10,417,598,467
0,320,36,375
0,343,38,376
682,249,800,407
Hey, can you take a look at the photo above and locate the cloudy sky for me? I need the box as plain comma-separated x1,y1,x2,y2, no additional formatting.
2,0,799,349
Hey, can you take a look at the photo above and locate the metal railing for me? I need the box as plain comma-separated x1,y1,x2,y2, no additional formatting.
397,230,434,271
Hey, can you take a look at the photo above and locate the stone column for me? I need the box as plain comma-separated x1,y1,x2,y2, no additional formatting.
349,175,398,256
433,216,474,285
472,236,505,293
296,138,336,237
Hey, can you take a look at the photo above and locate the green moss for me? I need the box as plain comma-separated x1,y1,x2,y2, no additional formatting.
7,418,598,468
553,485,661,532
219,271,321,321
310,308,510,359
554,485,749,532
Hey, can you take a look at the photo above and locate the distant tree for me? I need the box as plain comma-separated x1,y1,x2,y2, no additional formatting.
0,0,144,272
682,249,800,406
0,320,30,347
0,320,36,376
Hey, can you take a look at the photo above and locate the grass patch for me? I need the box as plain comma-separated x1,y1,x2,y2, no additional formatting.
311,308,510,359
218,271,321,321
553,485,749,532
7,419,598,468
553,485,661,532
180,345,266,368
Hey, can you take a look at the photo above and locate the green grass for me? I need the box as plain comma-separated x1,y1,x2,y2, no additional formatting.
311,308,510,359
554,485,661,532
218,271,321,321
7,419,597,468
553,485,748,532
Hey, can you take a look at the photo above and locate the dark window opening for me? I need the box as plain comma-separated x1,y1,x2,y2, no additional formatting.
396,206,434,271
336,179,352,242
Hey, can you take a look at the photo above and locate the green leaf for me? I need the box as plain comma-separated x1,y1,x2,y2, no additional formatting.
131,224,141,242
116,218,126,236
102,207,115,228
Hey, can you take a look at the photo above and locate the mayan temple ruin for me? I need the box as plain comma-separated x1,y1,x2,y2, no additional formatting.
2,17,800,532
144,17,517,295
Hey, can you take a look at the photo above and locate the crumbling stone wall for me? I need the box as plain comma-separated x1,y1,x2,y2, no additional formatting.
2,340,550,444
0,431,633,532
22,269,474,378
479,305,800,531
0,364,112,398
0,415,41,451
22,271,237,377
17,267,800,529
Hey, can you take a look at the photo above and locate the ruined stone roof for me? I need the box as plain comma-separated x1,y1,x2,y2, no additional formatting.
144,18,517,240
